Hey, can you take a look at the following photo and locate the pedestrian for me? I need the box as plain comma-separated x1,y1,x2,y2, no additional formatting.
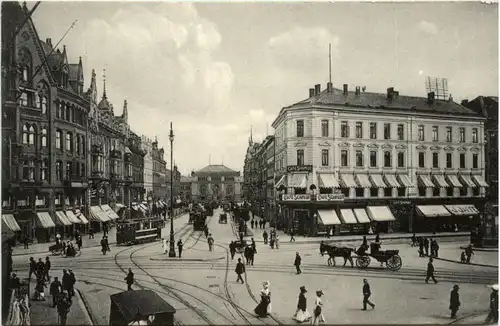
68,269,76,298
125,268,134,291
162,238,168,254
424,237,430,256
311,290,325,325
244,246,251,265
294,252,302,274
239,232,244,243
251,238,257,253
449,284,460,318
229,241,236,260
29,257,36,280
254,281,271,317
207,234,214,251
105,236,111,252
411,233,417,247
259,220,263,229
56,233,62,245
290,229,296,242
100,237,107,255
88,226,94,239
76,235,82,250
33,278,47,301
486,284,499,324
50,277,62,308
465,244,474,263
235,258,245,284
177,240,183,258
36,258,45,280
293,286,311,322
275,234,280,249
251,220,255,228
263,230,268,245
362,278,375,310
57,293,71,326
62,270,71,300
433,240,440,258
425,258,438,284
418,237,425,257
460,251,466,263
24,236,29,249
44,256,51,283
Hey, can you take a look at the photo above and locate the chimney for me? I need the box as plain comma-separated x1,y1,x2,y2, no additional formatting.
327,82,333,92
461,99,469,106
314,84,321,95
309,88,315,98
343,84,348,95
387,87,394,100
46,38,52,47
427,92,435,105
355,86,361,96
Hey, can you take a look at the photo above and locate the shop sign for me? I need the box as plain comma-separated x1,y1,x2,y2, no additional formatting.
282,194,311,201
287,165,313,173
316,194,344,201
391,200,411,205
447,205,478,215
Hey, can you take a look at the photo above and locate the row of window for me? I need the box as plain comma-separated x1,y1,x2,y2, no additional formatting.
296,149,480,169
297,120,479,143
54,130,86,156
20,91,48,114
21,159,86,181
313,187,479,198
56,102,86,126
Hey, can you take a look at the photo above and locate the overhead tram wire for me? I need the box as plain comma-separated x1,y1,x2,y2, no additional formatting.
15,19,78,102
7,1,41,50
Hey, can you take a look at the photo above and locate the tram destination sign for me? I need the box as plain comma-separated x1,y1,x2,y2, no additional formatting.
287,165,313,173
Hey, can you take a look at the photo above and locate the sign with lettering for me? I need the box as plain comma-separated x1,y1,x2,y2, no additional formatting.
446,205,478,215
282,194,311,201
316,194,345,201
287,165,313,173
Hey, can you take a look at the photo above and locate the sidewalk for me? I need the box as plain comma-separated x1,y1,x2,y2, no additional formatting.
452,311,490,324
29,279,92,325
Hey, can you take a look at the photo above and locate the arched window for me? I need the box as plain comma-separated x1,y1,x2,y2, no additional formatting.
22,66,29,82
35,94,41,108
41,97,47,114
28,125,35,145
81,163,85,177
57,102,63,119
40,159,48,180
41,127,47,147
66,105,71,122
22,124,29,144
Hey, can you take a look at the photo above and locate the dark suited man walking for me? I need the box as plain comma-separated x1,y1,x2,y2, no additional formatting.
362,279,375,310
425,258,438,284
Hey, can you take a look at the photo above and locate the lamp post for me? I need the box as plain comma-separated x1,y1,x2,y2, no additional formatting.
168,122,176,257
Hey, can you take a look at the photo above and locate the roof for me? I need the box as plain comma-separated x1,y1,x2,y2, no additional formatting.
196,164,237,174
98,97,111,110
110,290,175,322
180,176,192,183
68,64,79,81
39,40,52,56
288,87,480,117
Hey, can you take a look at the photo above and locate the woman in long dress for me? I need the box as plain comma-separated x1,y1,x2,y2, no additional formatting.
293,286,311,323
254,281,271,317
311,290,325,325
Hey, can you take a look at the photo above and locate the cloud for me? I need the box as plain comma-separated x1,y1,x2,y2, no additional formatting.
417,20,438,35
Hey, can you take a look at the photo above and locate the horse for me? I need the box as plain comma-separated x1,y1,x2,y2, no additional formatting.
319,242,355,267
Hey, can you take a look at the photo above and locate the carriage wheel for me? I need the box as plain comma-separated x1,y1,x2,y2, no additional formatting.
356,256,370,269
386,255,402,271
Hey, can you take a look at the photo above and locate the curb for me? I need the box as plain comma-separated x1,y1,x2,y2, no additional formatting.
149,256,225,262
460,246,498,252
423,254,498,269
448,310,490,325
77,289,96,326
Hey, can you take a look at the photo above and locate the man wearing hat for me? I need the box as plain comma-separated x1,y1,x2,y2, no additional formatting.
486,284,499,323
449,285,460,318
425,258,438,284
362,279,375,310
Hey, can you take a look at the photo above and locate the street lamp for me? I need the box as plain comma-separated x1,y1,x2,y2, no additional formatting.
168,122,176,257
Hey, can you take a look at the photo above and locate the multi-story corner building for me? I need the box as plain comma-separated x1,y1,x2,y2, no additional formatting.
243,136,261,206
264,136,275,222
2,2,91,242
165,165,181,203
272,82,488,236
151,138,166,200
126,131,145,204
179,176,193,202
140,136,154,200
190,165,242,203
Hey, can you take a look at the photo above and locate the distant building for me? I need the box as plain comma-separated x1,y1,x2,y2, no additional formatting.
151,138,166,200
141,136,154,200
190,165,242,203
179,176,194,202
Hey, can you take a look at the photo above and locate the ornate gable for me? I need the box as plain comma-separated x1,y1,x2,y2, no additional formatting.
353,143,365,148
381,144,392,149
395,144,407,149
318,141,330,147
367,143,379,149
416,145,428,150
429,145,442,151
338,142,350,148
443,145,454,151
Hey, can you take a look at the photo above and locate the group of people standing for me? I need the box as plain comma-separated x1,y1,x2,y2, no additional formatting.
250,218,267,229
293,286,326,325
263,229,280,249
412,235,440,258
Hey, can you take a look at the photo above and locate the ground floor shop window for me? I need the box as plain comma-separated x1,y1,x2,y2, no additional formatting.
472,188,480,196
355,188,364,197
341,188,349,197
319,188,333,194
384,188,392,197
370,188,378,197
397,188,406,197
432,187,440,197
418,187,426,197
294,188,306,195
446,187,454,196
459,187,467,196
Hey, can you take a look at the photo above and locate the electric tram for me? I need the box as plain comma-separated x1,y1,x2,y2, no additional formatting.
116,216,163,245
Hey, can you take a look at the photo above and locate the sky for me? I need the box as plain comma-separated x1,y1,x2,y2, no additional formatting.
29,1,498,175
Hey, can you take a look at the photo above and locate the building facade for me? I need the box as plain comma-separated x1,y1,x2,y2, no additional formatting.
165,165,181,204
127,130,145,205
151,139,166,200
271,82,488,236
265,136,276,223
141,136,154,200
190,165,242,203
243,139,261,204
179,176,193,202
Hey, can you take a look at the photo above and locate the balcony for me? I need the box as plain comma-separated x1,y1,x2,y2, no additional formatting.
124,153,132,163
110,149,122,159
123,175,133,184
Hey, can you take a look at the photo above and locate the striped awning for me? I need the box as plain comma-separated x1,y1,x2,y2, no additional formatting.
353,208,371,224
397,175,413,188
369,174,387,188
446,175,463,188
384,174,401,188
366,206,396,222
290,174,307,188
459,174,476,188
156,201,164,208
101,204,120,220
418,175,435,188
340,209,358,224
36,212,56,228
433,175,450,188
139,204,148,212
317,209,341,225
2,214,21,232
318,174,340,188
90,206,111,222
55,211,72,226
275,175,286,189
417,205,451,217
445,205,479,216
355,174,372,188
65,211,81,224
75,210,89,224
340,174,357,188
472,175,489,187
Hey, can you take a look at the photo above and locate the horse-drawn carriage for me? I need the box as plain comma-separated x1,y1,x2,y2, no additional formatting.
49,242,81,257
319,241,402,272
219,212,227,224
233,240,249,254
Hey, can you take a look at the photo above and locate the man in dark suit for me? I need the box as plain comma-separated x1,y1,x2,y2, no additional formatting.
425,258,438,284
294,252,302,274
235,258,245,284
362,279,375,310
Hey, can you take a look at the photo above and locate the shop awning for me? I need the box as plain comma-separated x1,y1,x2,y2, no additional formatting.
472,175,489,187
318,174,340,188
418,175,435,188
36,212,56,228
366,206,396,222
101,204,120,220
65,211,81,224
290,174,307,188
446,175,463,188
445,205,479,216
433,175,450,188
355,174,372,188
275,175,286,189
459,174,476,188
384,174,401,188
417,205,451,217
340,174,357,188
90,206,111,222
55,211,72,226
369,174,387,188
397,174,413,188
353,208,371,224
139,204,148,212
340,209,358,224
2,214,21,232
317,209,341,225
75,210,89,224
